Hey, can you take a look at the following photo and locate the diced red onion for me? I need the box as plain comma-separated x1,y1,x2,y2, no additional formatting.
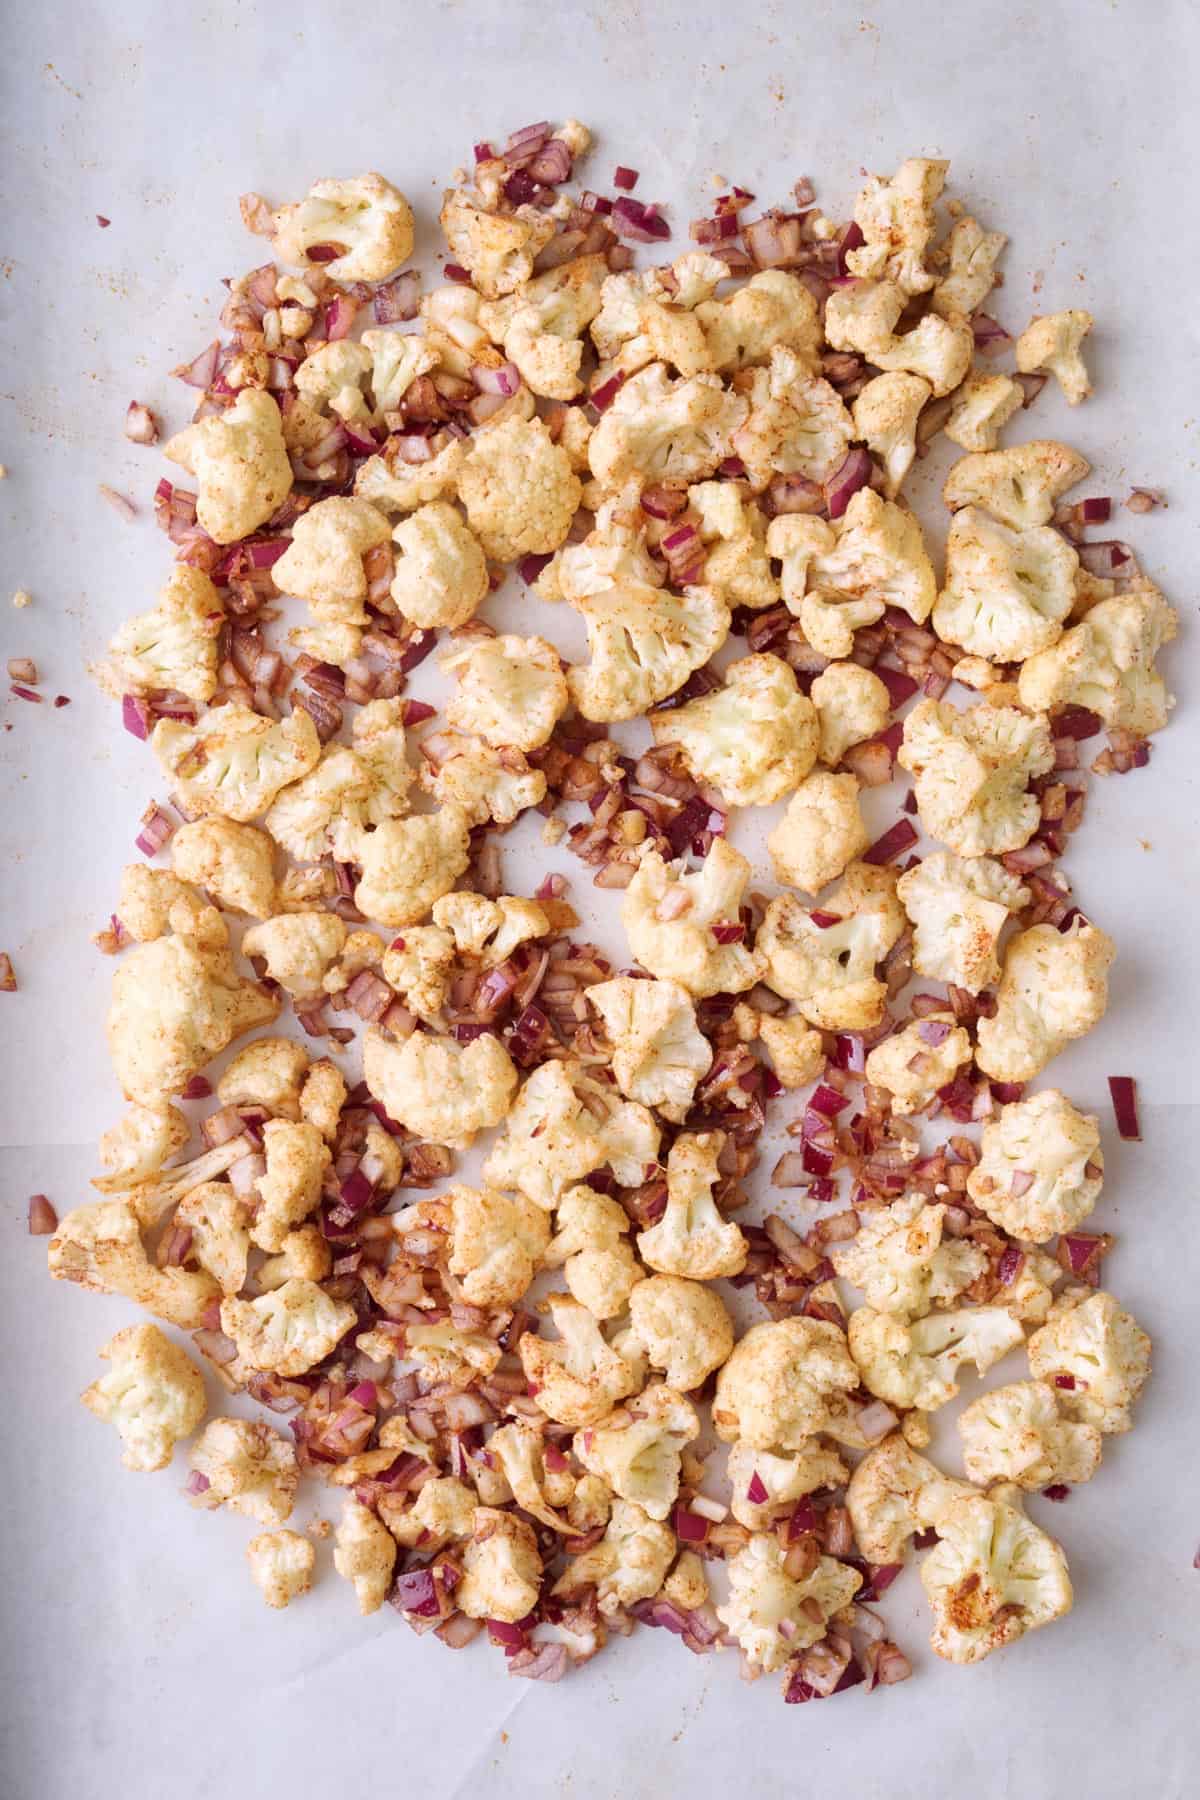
1107,1075,1141,1141
135,805,174,858
173,341,220,388
824,447,874,520
28,1194,58,1235
863,817,919,866
970,312,1011,352
124,401,159,445
472,360,522,398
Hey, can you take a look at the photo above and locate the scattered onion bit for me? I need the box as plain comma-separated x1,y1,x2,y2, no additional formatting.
0,952,15,991
99,484,137,521
28,1195,58,1236
7,658,37,684
862,817,919,867
1126,488,1164,513
96,214,110,228
124,402,159,446
1107,1075,1141,1141
10,684,41,703
613,165,639,191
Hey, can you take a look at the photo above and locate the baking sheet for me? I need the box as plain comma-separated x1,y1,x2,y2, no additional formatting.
2,2,1199,1794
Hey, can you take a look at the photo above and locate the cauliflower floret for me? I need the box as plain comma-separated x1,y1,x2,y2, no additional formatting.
896,852,1030,994
432,891,549,964
687,479,778,610
758,862,906,1030
898,698,1054,857
518,1295,645,1428
99,567,224,706
718,1535,862,1672
757,1014,825,1089
266,699,413,863
332,1498,396,1616
221,1278,356,1377
944,372,1024,454
589,363,747,488
621,840,765,998
114,865,223,949
697,269,822,374
846,158,948,293
153,704,320,825
663,1550,709,1613
291,340,374,430
379,926,454,1021
384,1476,476,1552
553,1498,674,1614
299,1058,347,1143
354,438,466,516
246,1530,315,1610
440,189,556,298
959,1380,1102,1490
542,1186,642,1321
484,1060,659,1210
567,574,729,723
1015,309,1094,405
80,1322,205,1472
478,254,608,399
767,770,870,895
831,1195,988,1318
825,281,972,394
810,664,891,768
967,1090,1103,1243
274,497,390,626
864,1013,973,1115
1017,584,1178,737
362,1024,517,1149
263,171,413,281
170,818,276,919
242,913,346,999
189,1417,298,1525
637,1131,747,1281
779,489,937,651
626,1274,733,1392
442,632,568,750
995,1247,1063,1327
353,805,471,928
47,1196,219,1327
943,440,1090,530
402,1321,502,1393
457,414,580,563
713,1316,860,1451
163,389,292,544
249,1119,330,1251
726,1441,849,1531
574,1384,699,1520
650,653,818,806
931,215,1007,318
975,920,1115,1084
423,732,546,825
921,1490,1072,1662
94,1101,189,1193
1027,1290,1151,1434
174,1180,251,1293
587,976,711,1122
851,372,930,498
455,1507,544,1620
848,1305,1025,1412
484,1423,575,1532
107,933,279,1106
388,501,489,630
257,1224,332,1291
217,1037,309,1120
934,508,1078,662
730,351,853,490
846,1434,971,1564
439,1183,550,1308
589,254,727,369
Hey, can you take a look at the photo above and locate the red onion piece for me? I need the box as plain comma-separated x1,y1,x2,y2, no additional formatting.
173,341,220,388
473,360,521,397
746,1471,769,1507
824,447,874,520
124,401,158,445
135,805,175,858
835,220,865,275
590,371,626,413
611,197,670,243
875,665,919,709
862,817,919,866
1107,1075,1141,1141
121,694,153,740
28,1194,58,1235
674,1507,710,1544
613,165,639,190
374,271,422,323
970,312,1011,352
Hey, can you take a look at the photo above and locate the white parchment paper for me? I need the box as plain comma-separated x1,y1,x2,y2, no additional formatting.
1,2,1198,1795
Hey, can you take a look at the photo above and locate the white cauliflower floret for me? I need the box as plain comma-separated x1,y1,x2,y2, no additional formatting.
457,415,580,563
242,912,346,999
921,1490,1072,1662
99,567,224,707
767,770,869,894
848,1305,1025,1412
664,1551,709,1614
824,281,972,394
567,574,729,723
847,158,948,293
94,1102,189,1193
542,1186,642,1321
217,1037,310,1120
650,653,818,806
975,921,1115,1084
333,1498,396,1616
353,805,471,928
384,1475,476,1551
968,1090,1103,1243
638,1131,747,1281
574,1385,699,1521
810,663,891,767
718,1535,862,1672
250,1119,330,1251
896,852,1030,994
1015,309,1094,405
246,1530,315,1610
1017,584,1178,737
442,632,568,750
730,351,853,490
757,1014,825,1089
943,440,1090,530
726,1441,849,1531
440,189,556,298
758,862,906,1030
163,389,292,544
484,1060,659,1210
627,1274,733,1392
851,372,930,497
934,508,1078,661
846,1434,972,1564
554,1498,673,1614
944,372,1024,454
107,932,279,1106
959,1380,1102,1489
170,818,276,919
432,891,549,964
80,1322,205,1472
405,1321,502,1388
174,1180,251,1293
713,1316,860,1451
485,1423,574,1532
153,704,320,825
831,1195,988,1318
274,498,391,636
931,215,1007,317
257,1225,332,1291
777,488,937,651
864,1012,973,1115
291,340,374,428
621,840,765,998
423,732,546,826
518,1295,645,1428
299,1059,347,1143
589,254,726,368
898,699,1054,857
98,1137,255,1231
996,1247,1064,1327
589,363,747,488
266,699,413,863
113,866,223,949
389,501,489,630
1027,1290,1151,1434
189,1417,298,1525
442,1183,550,1308
697,270,822,374
587,976,712,1122
456,1508,544,1621
354,438,466,515
687,479,778,610
362,1024,517,1149
221,1278,356,1377
48,1197,219,1327
478,254,607,399
264,171,413,281
379,925,454,1021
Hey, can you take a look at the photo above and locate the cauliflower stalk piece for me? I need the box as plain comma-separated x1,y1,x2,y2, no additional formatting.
164,389,292,544
959,1380,1102,1489
921,1490,1072,1663
718,1534,862,1672
483,1058,659,1211
81,1322,206,1472
246,1530,315,1610
975,920,1115,1084
541,1185,642,1321
589,363,747,488
943,440,1090,530
713,1316,860,1451
517,1294,645,1428
221,1278,357,1377
864,1012,973,1115
389,501,490,630
651,653,818,806
1015,309,1094,405
627,1273,733,1392
967,1090,1103,1243
94,1101,189,1193
189,1417,299,1525
731,350,853,491
1027,1291,1151,1435
726,1440,849,1531
896,852,1030,994
99,567,224,707
848,1305,1025,1412
362,1024,517,1150
458,415,580,563
898,698,1054,857
574,1385,699,1521
153,703,320,825
442,632,568,750
553,1498,675,1614
263,172,413,282
621,840,765,998
353,804,471,928
767,770,869,894
758,861,906,1030
831,1196,988,1318
1017,584,1178,738
333,1498,397,1616
637,1131,747,1281
588,976,711,1123
934,507,1078,662
846,158,948,294
851,372,930,497
442,1183,550,1308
